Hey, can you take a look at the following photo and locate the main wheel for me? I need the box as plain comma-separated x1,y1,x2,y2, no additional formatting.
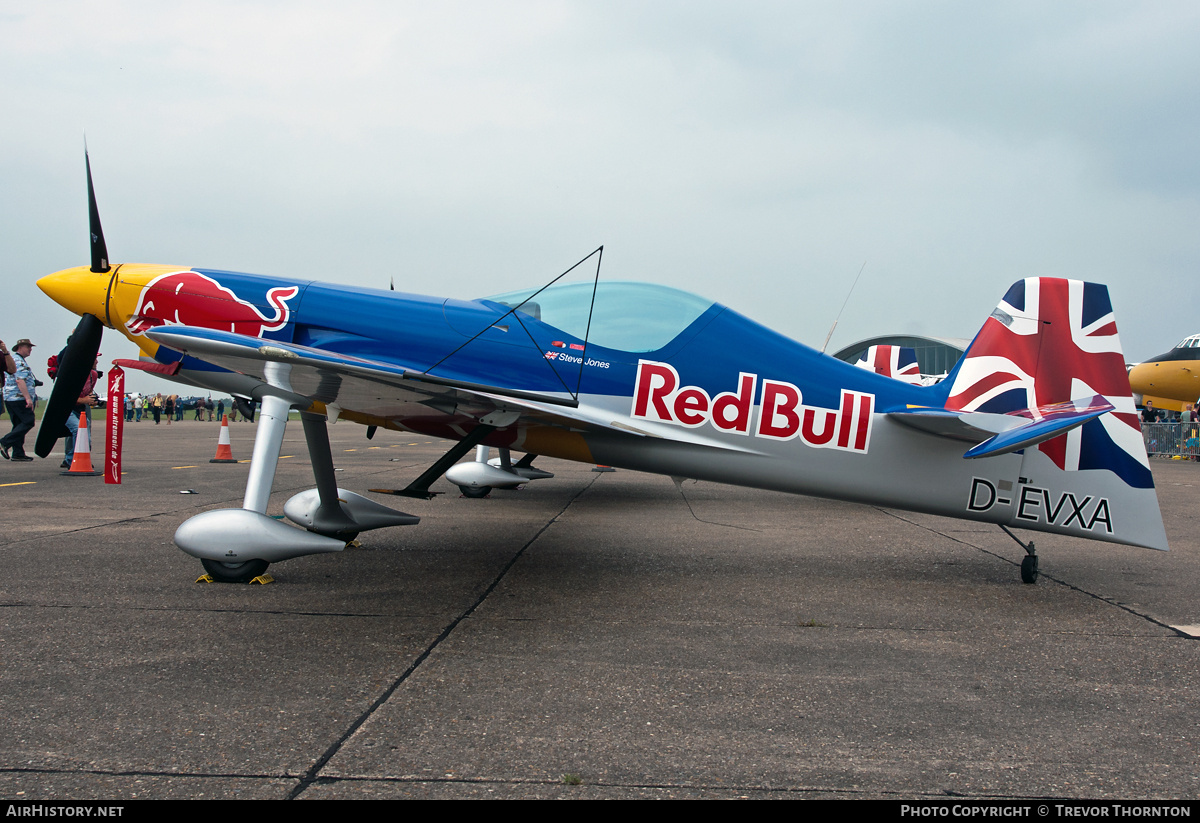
459,485,491,498
1020,554,1039,584
201,558,270,584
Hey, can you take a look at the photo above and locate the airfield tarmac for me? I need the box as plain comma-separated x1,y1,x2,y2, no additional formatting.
1,419,1199,800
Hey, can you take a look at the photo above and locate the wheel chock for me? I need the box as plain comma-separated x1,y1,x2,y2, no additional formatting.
195,572,274,585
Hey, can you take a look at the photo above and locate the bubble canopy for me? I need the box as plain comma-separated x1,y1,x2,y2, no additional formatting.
483,281,716,353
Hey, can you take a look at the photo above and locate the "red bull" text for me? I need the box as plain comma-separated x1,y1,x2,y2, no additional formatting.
631,360,874,453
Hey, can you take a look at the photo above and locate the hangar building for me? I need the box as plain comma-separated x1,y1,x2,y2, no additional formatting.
831,335,969,381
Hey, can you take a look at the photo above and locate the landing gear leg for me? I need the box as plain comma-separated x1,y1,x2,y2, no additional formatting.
176,388,351,581
298,411,360,538
202,393,291,582
281,413,419,537
369,423,497,500
999,525,1038,584
242,394,291,515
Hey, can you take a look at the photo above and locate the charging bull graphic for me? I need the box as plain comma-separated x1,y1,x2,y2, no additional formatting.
125,270,299,338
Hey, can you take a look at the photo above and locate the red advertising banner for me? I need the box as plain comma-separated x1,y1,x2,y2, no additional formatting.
105,365,124,484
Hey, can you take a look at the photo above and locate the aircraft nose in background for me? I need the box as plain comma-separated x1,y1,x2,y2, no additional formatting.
37,266,111,322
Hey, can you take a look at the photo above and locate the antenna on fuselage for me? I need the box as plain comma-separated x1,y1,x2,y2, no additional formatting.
821,261,866,354
423,246,603,403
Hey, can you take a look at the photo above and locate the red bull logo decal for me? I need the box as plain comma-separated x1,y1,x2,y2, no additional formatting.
632,360,874,453
125,271,299,338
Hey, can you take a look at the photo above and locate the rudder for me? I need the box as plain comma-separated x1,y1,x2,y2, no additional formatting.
947,277,1153,492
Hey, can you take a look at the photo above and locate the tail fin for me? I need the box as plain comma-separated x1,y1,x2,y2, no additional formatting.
947,278,1153,490
854,344,922,385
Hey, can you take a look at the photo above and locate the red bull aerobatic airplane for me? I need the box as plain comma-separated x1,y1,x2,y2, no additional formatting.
33,156,1168,584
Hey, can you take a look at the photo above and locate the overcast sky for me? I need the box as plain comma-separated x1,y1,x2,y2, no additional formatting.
2,1,1198,394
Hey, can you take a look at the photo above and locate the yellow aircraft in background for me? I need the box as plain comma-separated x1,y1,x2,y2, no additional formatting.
1128,334,1200,412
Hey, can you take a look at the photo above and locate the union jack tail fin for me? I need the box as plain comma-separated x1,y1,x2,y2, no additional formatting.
946,278,1152,491
922,277,1167,551
854,344,922,385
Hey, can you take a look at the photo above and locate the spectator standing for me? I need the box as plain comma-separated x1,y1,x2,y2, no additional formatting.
1183,404,1198,443
0,339,14,426
0,339,15,375
1,339,38,462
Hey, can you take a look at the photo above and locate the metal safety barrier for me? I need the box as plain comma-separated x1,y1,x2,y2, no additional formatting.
1142,421,1200,459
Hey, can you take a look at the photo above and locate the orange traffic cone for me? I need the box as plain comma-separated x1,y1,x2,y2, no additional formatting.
210,414,238,463
62,408,101,476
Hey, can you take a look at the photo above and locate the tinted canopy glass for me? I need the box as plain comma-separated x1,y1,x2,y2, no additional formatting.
485,281,714,353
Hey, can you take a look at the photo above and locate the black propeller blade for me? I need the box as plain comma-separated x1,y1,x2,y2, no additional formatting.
35,150,110,458
86,150,109,274
35,314,103,458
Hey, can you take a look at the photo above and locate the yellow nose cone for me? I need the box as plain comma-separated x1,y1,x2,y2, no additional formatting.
37,266,112,323
1127,362,1161,393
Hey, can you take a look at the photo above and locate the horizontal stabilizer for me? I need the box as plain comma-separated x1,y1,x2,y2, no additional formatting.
889,395,1114,458
888,407,1018,443
963,395,1114,459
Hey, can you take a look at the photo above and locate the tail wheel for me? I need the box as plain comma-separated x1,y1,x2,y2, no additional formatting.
201,558,270,584
1020,554,1039,584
